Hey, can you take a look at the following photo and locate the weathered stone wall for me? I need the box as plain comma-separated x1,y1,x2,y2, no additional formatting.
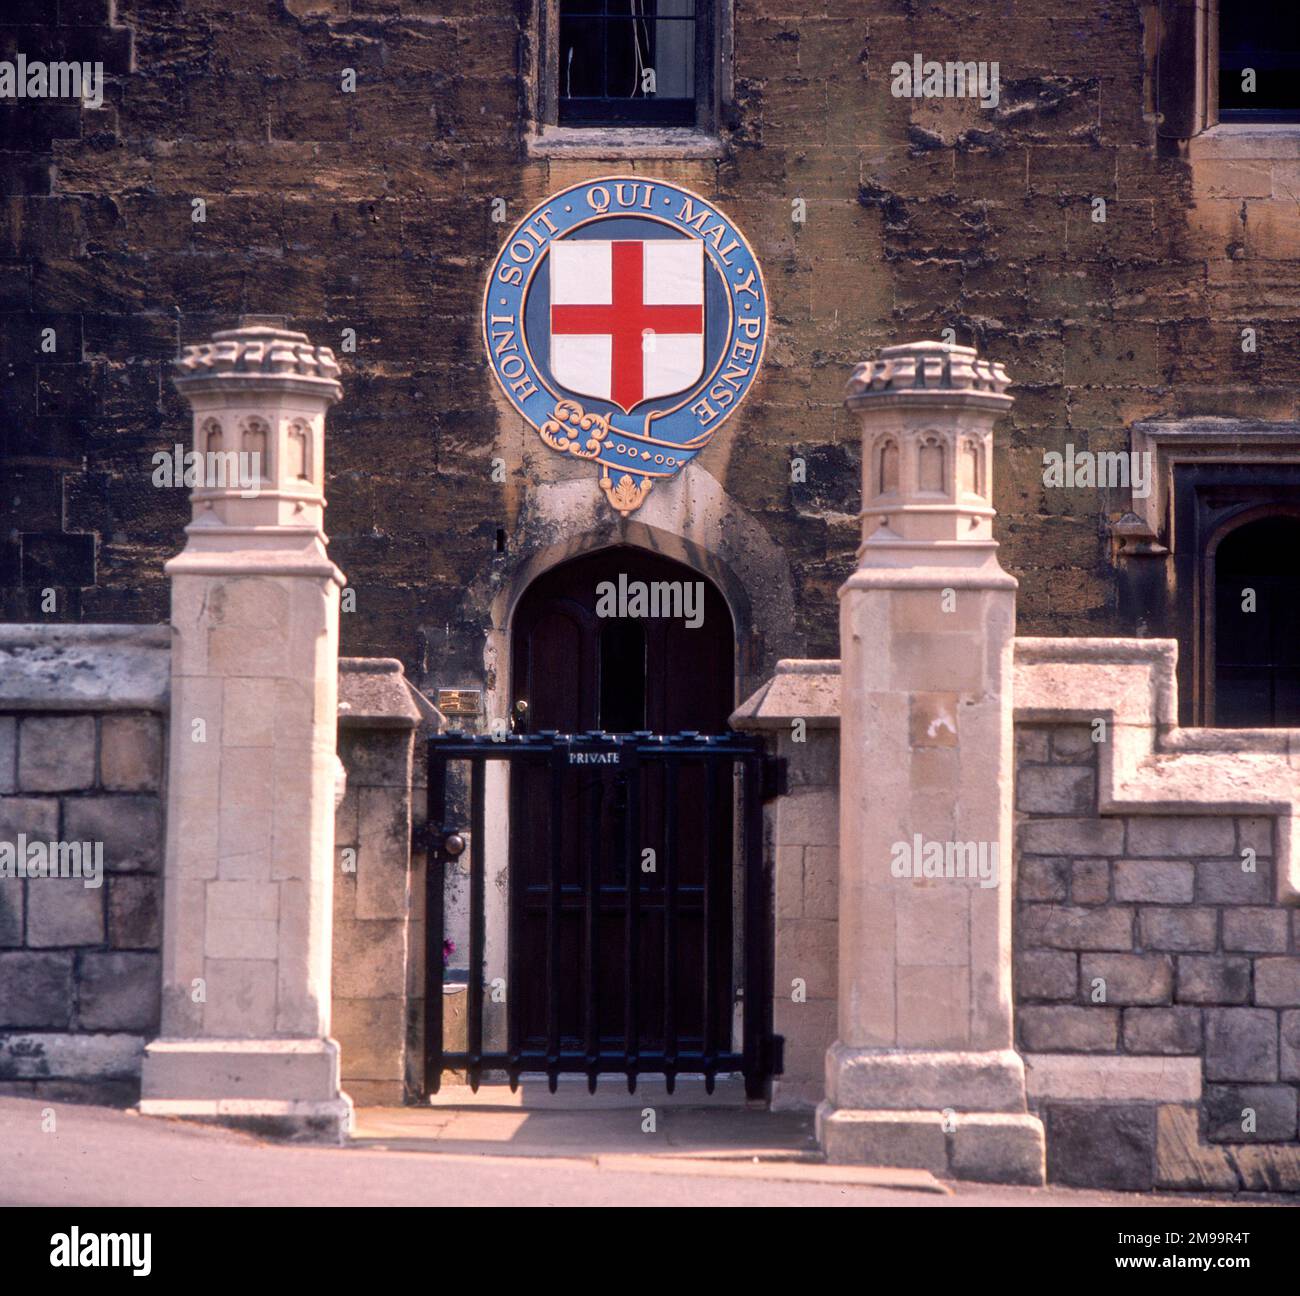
732,660,839,1110
7,3,1300,684
1015,721,1300,1192
0,629,167,1103
333,723,415,1106
0,713,164,1103
332,657,431,1105
0,631,435,1108
770,723,838,1110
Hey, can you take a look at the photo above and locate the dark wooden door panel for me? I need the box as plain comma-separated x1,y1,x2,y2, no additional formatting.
509,547,735,1062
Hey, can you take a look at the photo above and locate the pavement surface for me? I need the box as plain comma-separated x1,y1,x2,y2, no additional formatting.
352,1096,821,1159
0,1095,1289,1207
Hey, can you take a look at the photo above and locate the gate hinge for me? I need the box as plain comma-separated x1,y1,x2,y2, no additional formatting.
760,754,787,801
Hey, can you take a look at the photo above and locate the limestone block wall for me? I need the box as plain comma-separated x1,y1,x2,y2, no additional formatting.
0,627,168,1104
331,658,436,1106
771,726,839,1111
733,661,840,1110
13,4,1300,666
332,726,411,1106
0,632,437,1109
1013,640,1300,1193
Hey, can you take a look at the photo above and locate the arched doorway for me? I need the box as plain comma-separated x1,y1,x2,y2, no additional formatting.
510,545,735,736
1211,513,1300,725
504,546,742,1083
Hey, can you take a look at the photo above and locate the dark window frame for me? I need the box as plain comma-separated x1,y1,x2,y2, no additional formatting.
1204,506,1300,726
1171,464,1300,725
1215,3,1300,124
1158,0,1300,138
535,0,723,134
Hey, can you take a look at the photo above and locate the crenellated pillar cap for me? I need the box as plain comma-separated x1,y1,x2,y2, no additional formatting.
846,339,1011,407
174,323,342,402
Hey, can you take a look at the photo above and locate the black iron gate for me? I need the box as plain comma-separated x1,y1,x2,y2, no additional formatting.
424,729,782,1098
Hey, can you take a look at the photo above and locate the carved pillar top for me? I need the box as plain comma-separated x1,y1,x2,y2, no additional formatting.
169,323,343,572
845,339,1010,403
173,323,342,398
845,340,1012,564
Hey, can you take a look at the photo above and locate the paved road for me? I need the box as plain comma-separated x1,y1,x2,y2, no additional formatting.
0,1097,1282,1208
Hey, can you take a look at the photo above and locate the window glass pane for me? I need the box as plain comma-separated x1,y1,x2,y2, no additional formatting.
1219,8,1300,115
560,16,606,99
1214,516,1300,725
606,16,641,99
653,1,696,99
558,0,698,125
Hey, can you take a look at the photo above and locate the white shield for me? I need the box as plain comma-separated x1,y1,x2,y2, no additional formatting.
548,239,705,412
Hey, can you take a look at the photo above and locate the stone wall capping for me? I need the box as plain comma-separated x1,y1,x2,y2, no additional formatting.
0,640,442,727
1014,636,1178,668
0,625,169,712
1014,637,1300,905
730,659,840,730
0,625,170,649
338,658,425,731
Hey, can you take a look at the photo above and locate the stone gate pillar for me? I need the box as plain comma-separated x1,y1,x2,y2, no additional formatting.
139,322,351,1140
818,341,1044,1183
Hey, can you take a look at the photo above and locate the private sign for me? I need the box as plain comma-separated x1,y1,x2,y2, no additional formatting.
483,177,768,516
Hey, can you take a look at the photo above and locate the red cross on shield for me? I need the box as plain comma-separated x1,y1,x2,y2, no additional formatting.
549,239,705,414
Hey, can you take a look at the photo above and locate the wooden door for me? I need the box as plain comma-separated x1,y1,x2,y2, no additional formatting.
508,547,736,1070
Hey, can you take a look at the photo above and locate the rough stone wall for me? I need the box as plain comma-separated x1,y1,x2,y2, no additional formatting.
0,1,138,617
6,4,1298,679
1014,722,1300,1191
0,709,164,1103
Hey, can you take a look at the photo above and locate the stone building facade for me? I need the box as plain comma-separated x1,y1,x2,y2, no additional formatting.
5,1,1300,688
2,1,1300,1193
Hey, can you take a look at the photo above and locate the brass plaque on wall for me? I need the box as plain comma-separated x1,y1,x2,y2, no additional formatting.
437,689,482,717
